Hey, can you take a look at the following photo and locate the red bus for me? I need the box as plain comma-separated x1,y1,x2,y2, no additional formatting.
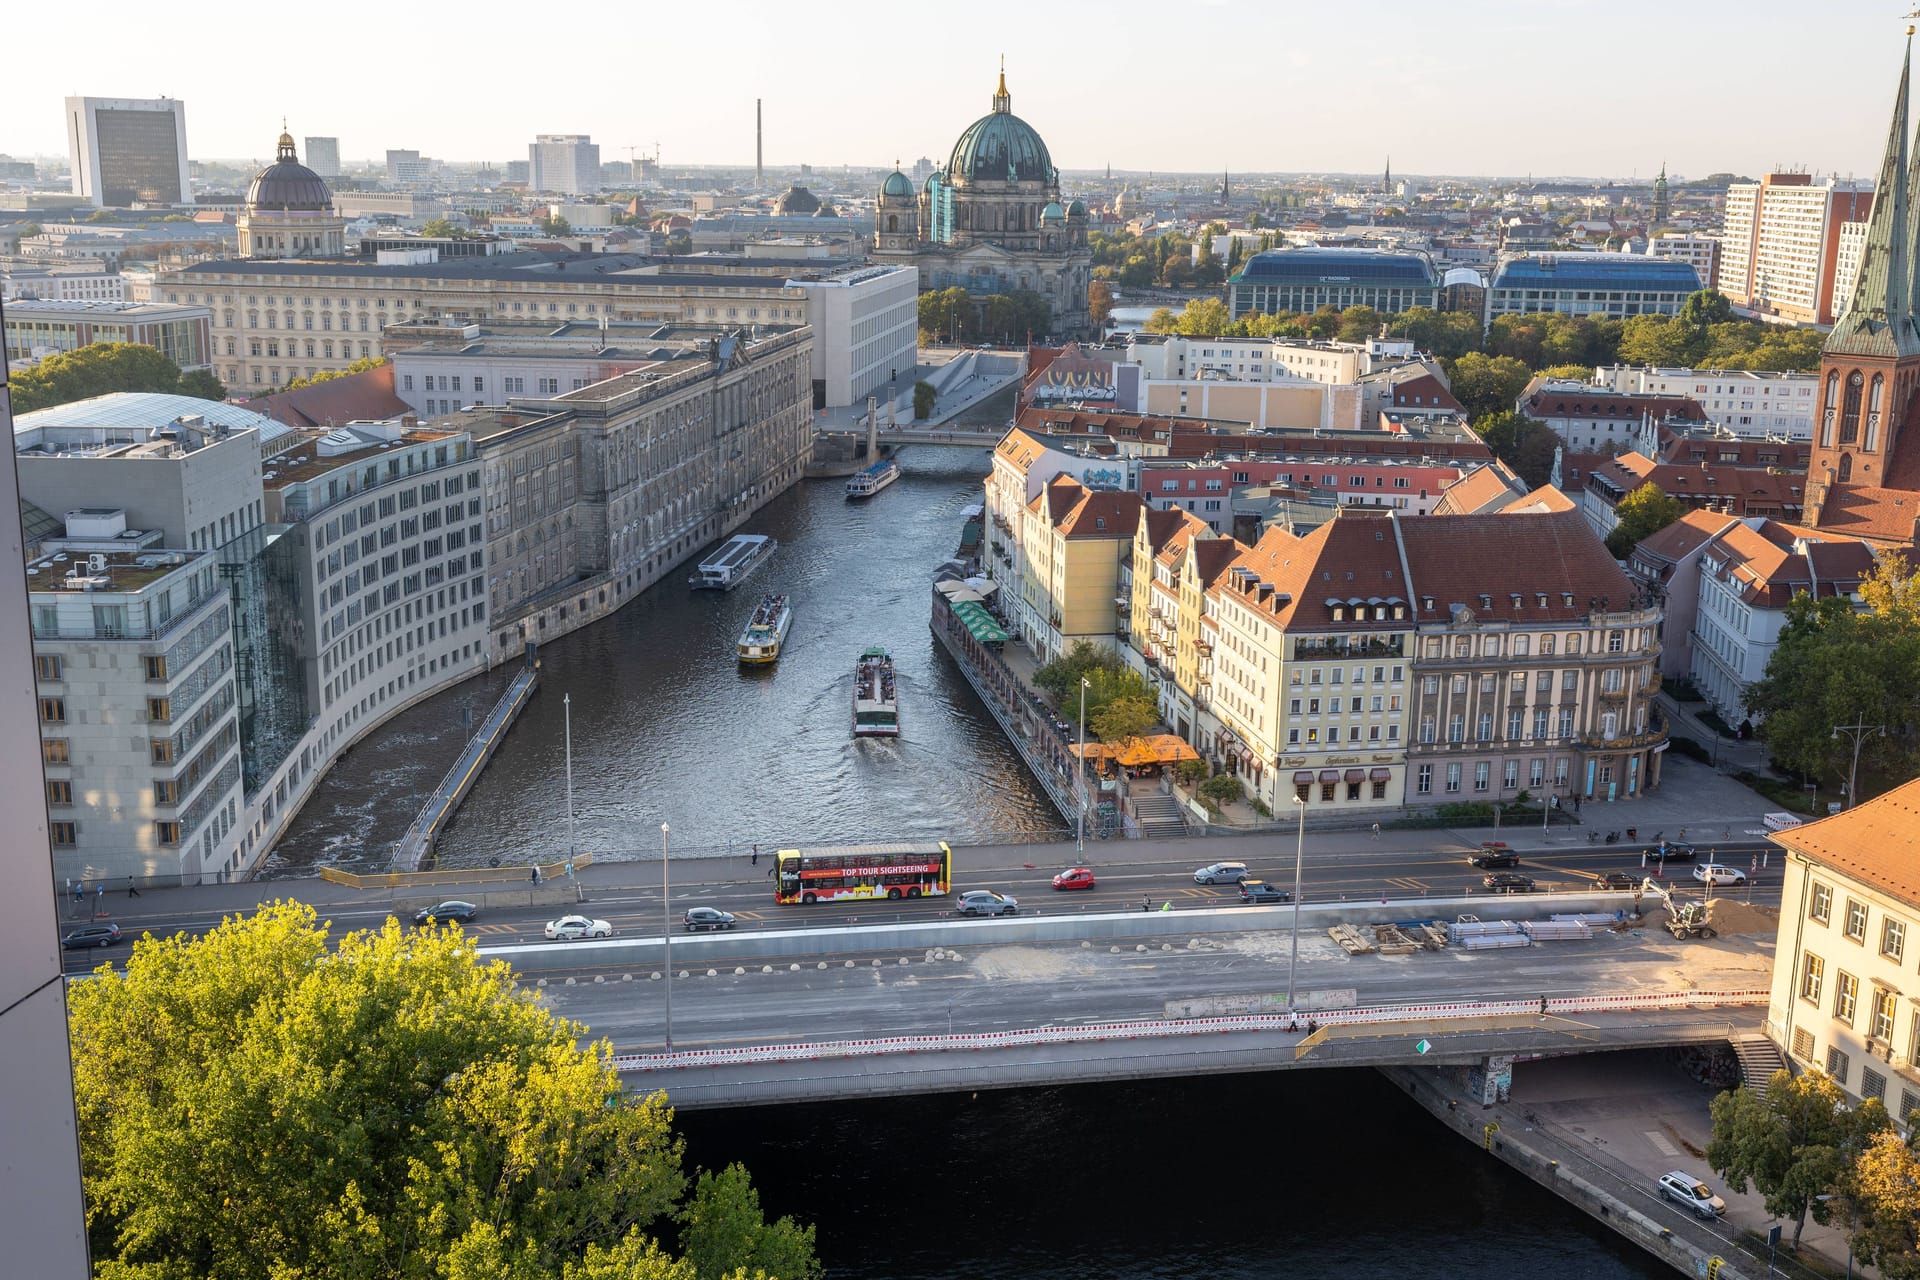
774,842,952,904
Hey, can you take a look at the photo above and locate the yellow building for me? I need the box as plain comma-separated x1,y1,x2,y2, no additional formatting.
1016,475,1141,664
1767,780,1920,1117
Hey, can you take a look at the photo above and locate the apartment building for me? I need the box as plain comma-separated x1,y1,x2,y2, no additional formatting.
1139,456,1470,532
1014,476,1142,665
1719,174,1873,326
1518,377,1707,454
1647,234,1720,290
1226,247,1442,320
1767,780,1920,1114
1591,365,1817,440
3,298,212,371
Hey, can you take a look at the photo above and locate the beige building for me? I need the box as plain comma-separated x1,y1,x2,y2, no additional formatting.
1015,476,1140,665
1767,779,1920,1118
1139,379,1363,431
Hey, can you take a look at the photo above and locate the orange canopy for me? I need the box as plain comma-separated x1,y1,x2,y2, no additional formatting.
1115,734,1202,766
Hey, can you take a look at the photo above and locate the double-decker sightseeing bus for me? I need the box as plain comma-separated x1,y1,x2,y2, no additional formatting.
774,842,952,904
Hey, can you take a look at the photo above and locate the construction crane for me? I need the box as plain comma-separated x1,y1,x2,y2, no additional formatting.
1638,877,1716,940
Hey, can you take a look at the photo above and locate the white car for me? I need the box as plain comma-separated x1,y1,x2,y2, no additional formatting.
1693,863,1748,887
545,915,613,940
955,890,1018,917
1657,1170,1726,1220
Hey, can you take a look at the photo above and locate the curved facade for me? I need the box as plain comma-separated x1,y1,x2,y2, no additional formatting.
238,130,345,260
872,70,1091,338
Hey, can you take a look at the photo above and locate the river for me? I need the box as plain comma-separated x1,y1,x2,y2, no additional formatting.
266,444,1063,872
675,1069,1670,1280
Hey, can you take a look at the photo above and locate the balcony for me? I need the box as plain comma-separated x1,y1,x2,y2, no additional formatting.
1598,685,1629,703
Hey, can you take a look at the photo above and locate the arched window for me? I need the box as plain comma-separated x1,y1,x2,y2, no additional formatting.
1841,371,1863,444
1839,453,1854,482
886,214,897,232
1821,371,1839,447
1867,373,1884,451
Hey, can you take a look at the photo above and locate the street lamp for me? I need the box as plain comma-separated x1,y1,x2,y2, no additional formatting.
563,693,576,864
1832,722,1885,810
661,822,672,1054
1287,792,1307,1012
1076,676,1091,855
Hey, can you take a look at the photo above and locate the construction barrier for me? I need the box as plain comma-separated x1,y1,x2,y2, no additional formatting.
320,852,595,891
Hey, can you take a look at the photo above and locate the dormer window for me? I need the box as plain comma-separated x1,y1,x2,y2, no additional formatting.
1331,606,1345,621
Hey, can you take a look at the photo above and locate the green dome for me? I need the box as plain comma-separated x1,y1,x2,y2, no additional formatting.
1040,201,1066,221
947,109,1054,184
1066,198,1087,218
880,170,914,198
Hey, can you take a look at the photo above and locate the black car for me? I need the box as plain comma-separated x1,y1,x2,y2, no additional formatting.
1483,872,1536,894
412,900,479,925
684,907,737,932
1238,879,1292,904
62,923,123,949
1594,871,1641,891
1645,841,1696,862
1469,851,1520,870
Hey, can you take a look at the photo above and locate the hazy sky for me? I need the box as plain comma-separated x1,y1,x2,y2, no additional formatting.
4,0,1908,180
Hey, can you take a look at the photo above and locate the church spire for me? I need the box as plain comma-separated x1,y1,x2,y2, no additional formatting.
1831,35,1920,358
993,56,1010,113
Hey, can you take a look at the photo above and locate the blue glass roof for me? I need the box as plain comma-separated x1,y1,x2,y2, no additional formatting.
1230,248,1438,288
1490,255,1702,292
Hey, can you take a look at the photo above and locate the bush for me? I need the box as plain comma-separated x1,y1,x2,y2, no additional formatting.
1667,734,1711,762
913,380,935,420
1198,774,1244,808
1175,758,1209,786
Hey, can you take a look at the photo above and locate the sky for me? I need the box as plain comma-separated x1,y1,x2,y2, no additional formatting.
2,0,1908,181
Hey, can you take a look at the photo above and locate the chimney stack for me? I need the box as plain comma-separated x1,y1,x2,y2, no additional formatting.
756,99,763,189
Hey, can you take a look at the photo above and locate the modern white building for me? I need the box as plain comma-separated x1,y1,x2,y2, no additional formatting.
1,264,125,303
1591,365,1817,440
64,95,193,207
304,136,340,179
1832,219,1870,323
1646,233,1720,289
785,263,919,408
4,298,213,372
1485,253,1702,321
529,134,600,196
1719,173,1873,326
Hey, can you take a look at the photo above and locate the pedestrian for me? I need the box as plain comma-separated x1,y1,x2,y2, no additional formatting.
73,880,83,904
1540,996,1548,1015
530,866,541,884
752,843,759,866
1371,822,1381,840
1160,900,1172,912
1142,895,1151,913
766,863,775,879
127,875,139,899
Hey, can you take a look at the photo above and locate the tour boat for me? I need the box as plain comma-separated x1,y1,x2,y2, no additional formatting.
737,593,794,666
853,645,900,736
846,457,901,500
690,534,775,591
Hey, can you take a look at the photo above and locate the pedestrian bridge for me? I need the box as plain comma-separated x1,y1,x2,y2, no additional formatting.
817,426,1004,449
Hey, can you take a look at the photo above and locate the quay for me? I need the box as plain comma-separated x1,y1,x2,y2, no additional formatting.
391,659,541,870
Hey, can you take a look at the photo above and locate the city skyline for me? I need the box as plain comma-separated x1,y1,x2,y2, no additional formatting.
4,0,1908,181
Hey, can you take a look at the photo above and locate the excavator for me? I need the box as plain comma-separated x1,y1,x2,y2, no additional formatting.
1636,876,1717,939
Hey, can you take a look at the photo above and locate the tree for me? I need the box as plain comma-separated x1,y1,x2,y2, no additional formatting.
1033,640,1151,725
917,287,972,344
1198,774,1244,808
912,380,935,420
1448,352,1533,419
282,355,387,392
539,214,572,237
1841,1128,1920,1278
1171,298,1231,337
1603,482,1687,558
421,217,459,239
1141,306,1179,334
1305,305,1342,340
1709,1069,1887,1246
1617,314,1698,368
9,342,192,413
677,1164,821,1280
1090,694,1155,746
87,208,116,223
176,369,228,401
68,903,819,1280
1335,305,1381,345
662,228,691,255
1537,363,1593,382
1386,307,1482,363
1678,287,1736,330
1088,280,1114,329
1475,411,1559,489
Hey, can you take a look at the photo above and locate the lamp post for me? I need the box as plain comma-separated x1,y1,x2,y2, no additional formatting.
661,822,672,1054
1287,793,1307,1012
1076,676,1091,855
563,693,576,865
1832,722,1884,810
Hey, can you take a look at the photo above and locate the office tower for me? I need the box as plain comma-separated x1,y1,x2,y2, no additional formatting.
528,134,600,196
65,95,192,207
304,136,340,179
1720,173,1873,326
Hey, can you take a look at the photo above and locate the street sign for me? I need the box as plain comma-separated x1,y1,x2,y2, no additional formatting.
1415,1039,1432,1055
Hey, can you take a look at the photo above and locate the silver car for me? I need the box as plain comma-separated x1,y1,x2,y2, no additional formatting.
1657,1171,1726,1220
955,890,1018,917
1194,862,1249,885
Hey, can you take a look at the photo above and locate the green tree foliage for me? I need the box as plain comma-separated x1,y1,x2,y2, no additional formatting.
1841,1128,1920,1278
1447,352,1534,420
916,286,973,344
1088,280,1114,329
1166,298,1231,337
663,228,692,256
1708,1069,1888,1245
1745,555,1920,790
1617,312,1698,367
1335,305,1381,344
979,290,1051,343
281,355,387,392
912,380,935,420
1305,305,1342,341
1033,640,1153,725
1602,482,1687,559
9,343,204,413
421,217,468,239
87,208,117,223
1197,773,1244,808
677,1164,821,1280
1089,694,1155,746
175,369,228,401
1141,307,1179,334
1537,364,1594,382
69,903,819,1280
1475,411,1559,489
537,214,572,237
1385,307,1482,362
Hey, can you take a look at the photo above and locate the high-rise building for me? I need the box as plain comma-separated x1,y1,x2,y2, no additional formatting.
528,134,600,195
385,149,428,185
1719,172,1873,326
304,136,340,178
65,95,192,207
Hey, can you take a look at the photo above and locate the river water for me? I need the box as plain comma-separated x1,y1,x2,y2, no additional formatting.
267,445,1063,872
675,1069,1669,1280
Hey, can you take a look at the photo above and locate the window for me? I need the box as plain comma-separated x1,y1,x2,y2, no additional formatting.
1791,1027,1815,1060
1827,1045,1851,1085
46,780,72,806
147,697,172,722
1873,988,1898,1043
1448,714,1464,742
1800,952,1825,1002
38,696,65,724
1417,765,1432,794
1321,782,1337,801
1884,918,1907,963
42,739,69,765
154,780,178,806
1846,899,1869,942
150,739,174,765
34,655,62,681
1504,759,1520,790
1445,763,1462,793
1836,971,1859,1025
49,821,76,847
155,821,182,847
1862,1065,1888,1103
144,655,167,681
1528,758,1545,788
1811,882,1832,923
1473,762,1490,792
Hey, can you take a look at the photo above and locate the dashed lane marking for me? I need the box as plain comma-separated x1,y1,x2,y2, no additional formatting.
1645,1130,1680,1158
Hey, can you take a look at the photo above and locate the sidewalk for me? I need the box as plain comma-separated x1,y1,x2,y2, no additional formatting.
1660,693,1770,774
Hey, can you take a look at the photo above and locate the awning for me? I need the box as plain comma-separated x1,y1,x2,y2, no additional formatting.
948,598,1010,642
1293,770,1315,784
1318,769,1340,783
1369,767,1392,781
1345,769,1367,783
1069,742,1120,760
1116,734,1202,767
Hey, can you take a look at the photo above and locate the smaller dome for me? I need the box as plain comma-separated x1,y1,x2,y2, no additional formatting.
814,204,838,218
245,129,333,214
773,184,822,215
880,170,914,199
1040,201,1066,222
1066,198,1087,218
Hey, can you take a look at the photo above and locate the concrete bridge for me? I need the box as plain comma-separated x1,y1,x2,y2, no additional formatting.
816,426,1004,449
486,894,1776,1110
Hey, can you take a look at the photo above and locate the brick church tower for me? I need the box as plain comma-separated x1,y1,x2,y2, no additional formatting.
1806,37,1920,548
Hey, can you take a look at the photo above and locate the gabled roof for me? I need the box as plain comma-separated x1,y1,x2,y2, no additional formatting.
1507,483,1578,513
1771,776,1920,906
1212,515,1410,635
1056,489,1142,540
1398,511,1631,623
1432,462,1524,515
1632,508,1741,566
1811,483,1920,544
246,363,409,431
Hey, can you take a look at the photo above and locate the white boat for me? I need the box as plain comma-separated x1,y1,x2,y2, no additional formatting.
846,457,900,499
853,645,899,736
737,594,794,666
690,534,775,591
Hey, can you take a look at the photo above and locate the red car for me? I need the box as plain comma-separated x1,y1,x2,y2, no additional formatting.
1051,866,1097,891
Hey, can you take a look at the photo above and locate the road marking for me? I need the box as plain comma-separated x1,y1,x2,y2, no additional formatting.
1645,1130,1680,1158
1387,877,1428,891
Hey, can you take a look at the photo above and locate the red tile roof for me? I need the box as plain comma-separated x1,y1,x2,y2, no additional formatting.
1388,373,1464,412
1522,389,1707,422
1432,463,1522,515
1214,515,1411,634
1632,509,1741,566
1398,510,1631,623
1812,483,1920,546
1770,777,1920,906
1057,489,1143,540
246,363,410,431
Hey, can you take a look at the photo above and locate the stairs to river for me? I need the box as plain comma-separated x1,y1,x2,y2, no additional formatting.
1130,791,1189,839
1731,1034,1789,1096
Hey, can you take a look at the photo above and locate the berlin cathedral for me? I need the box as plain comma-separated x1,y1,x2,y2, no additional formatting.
872,69,1092,338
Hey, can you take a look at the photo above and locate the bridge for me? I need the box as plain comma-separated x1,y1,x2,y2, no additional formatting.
816,425,1004,449
486,892,1776,1110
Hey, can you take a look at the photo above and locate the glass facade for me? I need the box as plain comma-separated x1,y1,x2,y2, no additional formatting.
95,107,185,205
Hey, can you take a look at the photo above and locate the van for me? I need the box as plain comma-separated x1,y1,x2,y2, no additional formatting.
1762,812,1804,833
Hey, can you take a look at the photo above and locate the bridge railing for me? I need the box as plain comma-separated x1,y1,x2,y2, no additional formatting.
611,987,1768,1072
